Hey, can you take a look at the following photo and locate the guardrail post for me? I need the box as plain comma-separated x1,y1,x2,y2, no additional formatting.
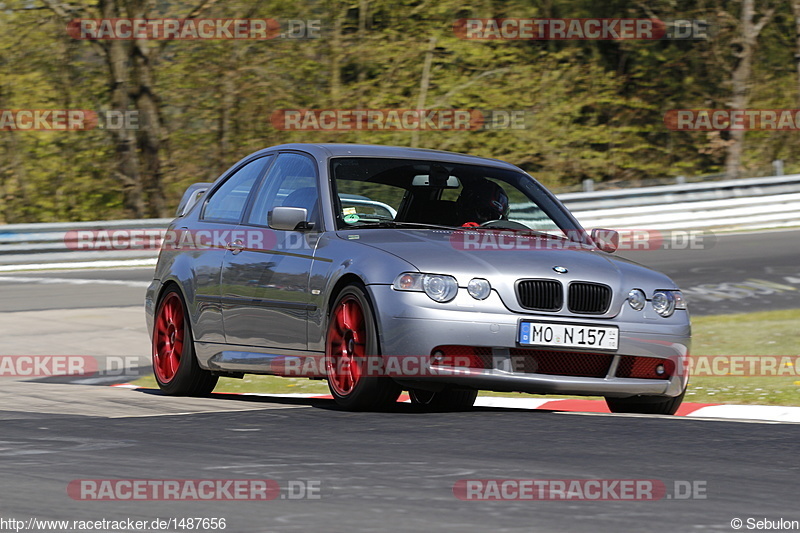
582,179,594,192
773,160,784,176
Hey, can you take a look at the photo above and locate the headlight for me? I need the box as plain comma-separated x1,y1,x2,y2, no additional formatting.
423,274,458,302
393,272,458,303
652,290,676,317
467,278,491,300
627,288,646,311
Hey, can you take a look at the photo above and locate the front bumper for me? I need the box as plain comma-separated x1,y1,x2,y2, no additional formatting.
368,285,691,398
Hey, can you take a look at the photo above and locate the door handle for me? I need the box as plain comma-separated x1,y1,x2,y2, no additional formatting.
226,239,245,254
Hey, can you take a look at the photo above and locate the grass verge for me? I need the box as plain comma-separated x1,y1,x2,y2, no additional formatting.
685,308,800,405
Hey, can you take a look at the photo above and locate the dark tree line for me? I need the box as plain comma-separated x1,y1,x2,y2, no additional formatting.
0,0,793,222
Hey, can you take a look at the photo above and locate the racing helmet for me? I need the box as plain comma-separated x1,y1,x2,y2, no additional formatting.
456,179,510,224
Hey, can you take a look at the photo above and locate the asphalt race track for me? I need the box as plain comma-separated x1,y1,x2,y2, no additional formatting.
619,228,800,316
1,229,799,532
1,394,798,533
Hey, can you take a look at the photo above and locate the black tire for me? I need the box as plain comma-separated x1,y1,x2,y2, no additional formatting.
152,286,218,396
409,388,478,411
325,284,402,410
605,388,686,415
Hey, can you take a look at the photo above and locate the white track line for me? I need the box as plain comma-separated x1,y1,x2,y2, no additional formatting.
686,404,800,423
0,259,157,272
0,275,149,288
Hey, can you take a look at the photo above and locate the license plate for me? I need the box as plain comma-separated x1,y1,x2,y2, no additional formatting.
519,321,618,350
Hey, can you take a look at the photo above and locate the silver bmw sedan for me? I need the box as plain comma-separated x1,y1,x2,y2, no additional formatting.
146,144,690,413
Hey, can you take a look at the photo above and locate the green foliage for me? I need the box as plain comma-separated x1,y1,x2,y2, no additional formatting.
0,0,796,222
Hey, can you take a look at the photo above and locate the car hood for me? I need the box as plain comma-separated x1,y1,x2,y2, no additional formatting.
342,228,679,317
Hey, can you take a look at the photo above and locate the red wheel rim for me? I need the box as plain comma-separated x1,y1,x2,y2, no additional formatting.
153,292,184,384
326,295,366,396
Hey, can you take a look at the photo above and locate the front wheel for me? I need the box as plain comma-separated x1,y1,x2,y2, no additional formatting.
409,388,478,411
325,284,401,410
152,286,218,396
605,388,686,415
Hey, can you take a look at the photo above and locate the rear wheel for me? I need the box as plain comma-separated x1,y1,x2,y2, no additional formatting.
605,388,686,415
152,286,218,396
325,285,401,410
409,388,478,411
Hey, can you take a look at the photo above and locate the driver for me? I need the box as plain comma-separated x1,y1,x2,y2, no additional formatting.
456,179,510,226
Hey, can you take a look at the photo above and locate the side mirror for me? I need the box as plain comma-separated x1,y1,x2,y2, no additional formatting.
591,228,619,253
269,206,313,231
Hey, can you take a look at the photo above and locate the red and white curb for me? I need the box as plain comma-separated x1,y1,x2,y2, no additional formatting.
473,397,800,423
112,384,800,423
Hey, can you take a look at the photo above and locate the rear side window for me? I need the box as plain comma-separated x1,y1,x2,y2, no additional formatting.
202,156,272,223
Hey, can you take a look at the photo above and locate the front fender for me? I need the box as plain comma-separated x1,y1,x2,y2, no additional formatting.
307,233,418,351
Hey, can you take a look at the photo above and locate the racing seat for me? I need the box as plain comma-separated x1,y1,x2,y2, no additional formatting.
405,199,460,226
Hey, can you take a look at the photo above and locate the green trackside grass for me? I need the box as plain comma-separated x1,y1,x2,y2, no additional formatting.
683,308,800,406
131,308,800,406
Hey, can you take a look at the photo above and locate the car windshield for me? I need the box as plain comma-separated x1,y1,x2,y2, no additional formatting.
330,157,580,239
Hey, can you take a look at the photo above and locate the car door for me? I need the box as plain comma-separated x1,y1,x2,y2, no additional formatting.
220,152,321,350
186,155,273,344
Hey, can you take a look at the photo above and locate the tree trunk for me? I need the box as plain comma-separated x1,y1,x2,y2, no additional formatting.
129,0,167,218
43,0,171,218
724,0,773,179
411,37,437,148
217,73,236,174
357,0,368,95
792,0,800,107
329,4,351,106
100,0,145,217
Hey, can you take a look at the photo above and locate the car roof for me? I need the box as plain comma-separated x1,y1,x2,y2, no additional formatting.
248,143,523,172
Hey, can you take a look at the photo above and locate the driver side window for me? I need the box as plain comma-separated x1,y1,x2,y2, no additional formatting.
247,153,320,228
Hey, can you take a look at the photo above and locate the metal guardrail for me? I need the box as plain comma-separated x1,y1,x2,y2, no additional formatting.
559,175,800,231
570,192,800,231
558,174,800,210
1,175,799,268
0,218,169,267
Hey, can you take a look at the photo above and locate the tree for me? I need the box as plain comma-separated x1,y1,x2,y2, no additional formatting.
725,0,774,178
